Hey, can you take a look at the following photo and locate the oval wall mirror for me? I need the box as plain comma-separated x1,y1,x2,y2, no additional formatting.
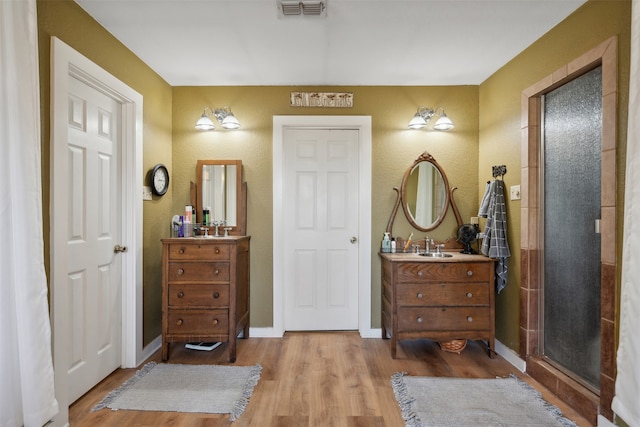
400,152,450,231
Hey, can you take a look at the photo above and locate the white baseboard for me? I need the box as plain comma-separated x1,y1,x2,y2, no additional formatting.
139,335,162,366
249,327,283,338
360,327,382,338
494,339,526,372
248,327,383,338
597,415,616,427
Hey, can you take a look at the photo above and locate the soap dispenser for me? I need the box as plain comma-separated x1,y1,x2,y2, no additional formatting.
381,232,391,253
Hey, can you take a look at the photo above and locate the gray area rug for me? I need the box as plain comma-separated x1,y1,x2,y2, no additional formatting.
391,373,577,427
92,362,262,421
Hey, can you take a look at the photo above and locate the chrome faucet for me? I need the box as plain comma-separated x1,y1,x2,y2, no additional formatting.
212,220,224,237
424,237,433,254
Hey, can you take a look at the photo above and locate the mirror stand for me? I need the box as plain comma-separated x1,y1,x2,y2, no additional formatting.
385,185,463,235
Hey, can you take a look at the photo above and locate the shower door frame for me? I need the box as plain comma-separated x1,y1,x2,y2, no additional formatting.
520,36,618,424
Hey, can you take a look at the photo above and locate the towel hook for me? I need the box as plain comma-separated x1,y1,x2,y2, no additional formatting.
492,165,507,179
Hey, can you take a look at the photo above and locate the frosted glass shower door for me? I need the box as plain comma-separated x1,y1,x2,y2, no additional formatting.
542,66,602,389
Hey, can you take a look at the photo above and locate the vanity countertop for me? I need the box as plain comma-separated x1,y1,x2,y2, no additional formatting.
163,236,250,242
379,251,493,263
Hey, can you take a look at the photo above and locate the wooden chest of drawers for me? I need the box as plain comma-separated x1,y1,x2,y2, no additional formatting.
380,252,495,358
161,236,250,362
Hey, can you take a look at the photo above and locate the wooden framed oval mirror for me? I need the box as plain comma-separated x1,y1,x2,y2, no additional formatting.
401,152,450,231
386,151,462,235
196,159,246,235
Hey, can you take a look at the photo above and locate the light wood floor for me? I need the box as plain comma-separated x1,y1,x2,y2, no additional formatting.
70,332,593,426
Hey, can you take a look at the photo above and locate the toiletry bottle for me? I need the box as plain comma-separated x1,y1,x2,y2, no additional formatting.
178,215,184,237
391,237,396,253
183,206,191,237
382,232,391,253
202,209,210,227
183,216,191,237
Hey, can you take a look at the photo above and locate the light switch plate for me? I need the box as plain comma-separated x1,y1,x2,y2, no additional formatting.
143,186,153,201
510,185,521,201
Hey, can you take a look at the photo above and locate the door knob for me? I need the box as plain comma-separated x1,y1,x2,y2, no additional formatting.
350,236,358,243
114,244,128,253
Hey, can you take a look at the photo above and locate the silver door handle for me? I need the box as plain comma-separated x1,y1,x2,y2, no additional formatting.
114,244,128,253
350,236,358,244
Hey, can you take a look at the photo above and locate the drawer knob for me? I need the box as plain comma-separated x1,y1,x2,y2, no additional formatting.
467,316,473,322
177,291,184,298
215,248,220,254
179,248,185,254
213,292,220,299
416,316,423,323
417,292,423,299
466,292,473,298
176,319,183,326
467,270,473,276
214,269,220,275
213,319,219,325
177,268,184,275
418,271,423,276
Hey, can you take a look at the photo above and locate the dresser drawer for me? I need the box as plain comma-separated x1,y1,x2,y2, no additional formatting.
167,243,230,261
167,262,230,282
396,283,490,306
168,284,229,308
166,309,229,335
397,262,491,283
397,307,490,331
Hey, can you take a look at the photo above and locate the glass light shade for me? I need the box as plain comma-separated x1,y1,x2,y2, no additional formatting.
221,113,240,130
195,113,215,131
408,112,428,129
433,112,454,131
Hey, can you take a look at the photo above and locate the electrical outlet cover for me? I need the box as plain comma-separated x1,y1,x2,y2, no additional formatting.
510,185,521,201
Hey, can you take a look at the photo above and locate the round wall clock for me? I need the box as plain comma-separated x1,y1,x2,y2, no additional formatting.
150,163,169,196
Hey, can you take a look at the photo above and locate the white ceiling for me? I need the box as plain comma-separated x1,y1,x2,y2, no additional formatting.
74,0,588,86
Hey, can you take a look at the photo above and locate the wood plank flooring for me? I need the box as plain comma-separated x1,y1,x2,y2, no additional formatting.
69,332,593,426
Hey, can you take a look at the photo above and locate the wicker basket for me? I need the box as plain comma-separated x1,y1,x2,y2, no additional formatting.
438,339,467,354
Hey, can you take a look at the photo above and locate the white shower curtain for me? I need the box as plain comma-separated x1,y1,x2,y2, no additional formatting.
612,1,640,426
0,1,59,426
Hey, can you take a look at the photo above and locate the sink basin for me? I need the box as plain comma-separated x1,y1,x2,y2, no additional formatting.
420,252,453,258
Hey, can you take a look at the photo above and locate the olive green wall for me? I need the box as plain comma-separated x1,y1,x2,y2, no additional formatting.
37,0,173,346
478,0,631,351
172,86,480,327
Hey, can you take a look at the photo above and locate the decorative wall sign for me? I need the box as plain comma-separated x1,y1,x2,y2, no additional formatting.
290,92,353,108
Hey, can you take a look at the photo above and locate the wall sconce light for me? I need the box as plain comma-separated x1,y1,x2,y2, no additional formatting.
195,107,240,131
408,107,454,131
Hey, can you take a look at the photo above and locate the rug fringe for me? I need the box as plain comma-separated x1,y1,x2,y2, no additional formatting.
229,364,263,422
91,361,158,412
509,374,578,427
391,372,422,427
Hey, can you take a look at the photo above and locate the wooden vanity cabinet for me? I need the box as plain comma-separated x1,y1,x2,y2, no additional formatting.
161,236,250,362
380,252,495,358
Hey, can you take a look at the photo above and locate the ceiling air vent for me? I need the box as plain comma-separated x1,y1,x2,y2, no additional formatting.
279,1,326,17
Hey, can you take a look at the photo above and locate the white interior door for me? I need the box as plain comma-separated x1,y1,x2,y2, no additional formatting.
283,128,359,330
51,37,143,426
64,75,123,402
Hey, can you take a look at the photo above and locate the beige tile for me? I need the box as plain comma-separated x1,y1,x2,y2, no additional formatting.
601,37,618,96
521,207,529,248
601,149,616,207
551,65,568,85
602,93,617,152
601,206,616,265
520,167,529,209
